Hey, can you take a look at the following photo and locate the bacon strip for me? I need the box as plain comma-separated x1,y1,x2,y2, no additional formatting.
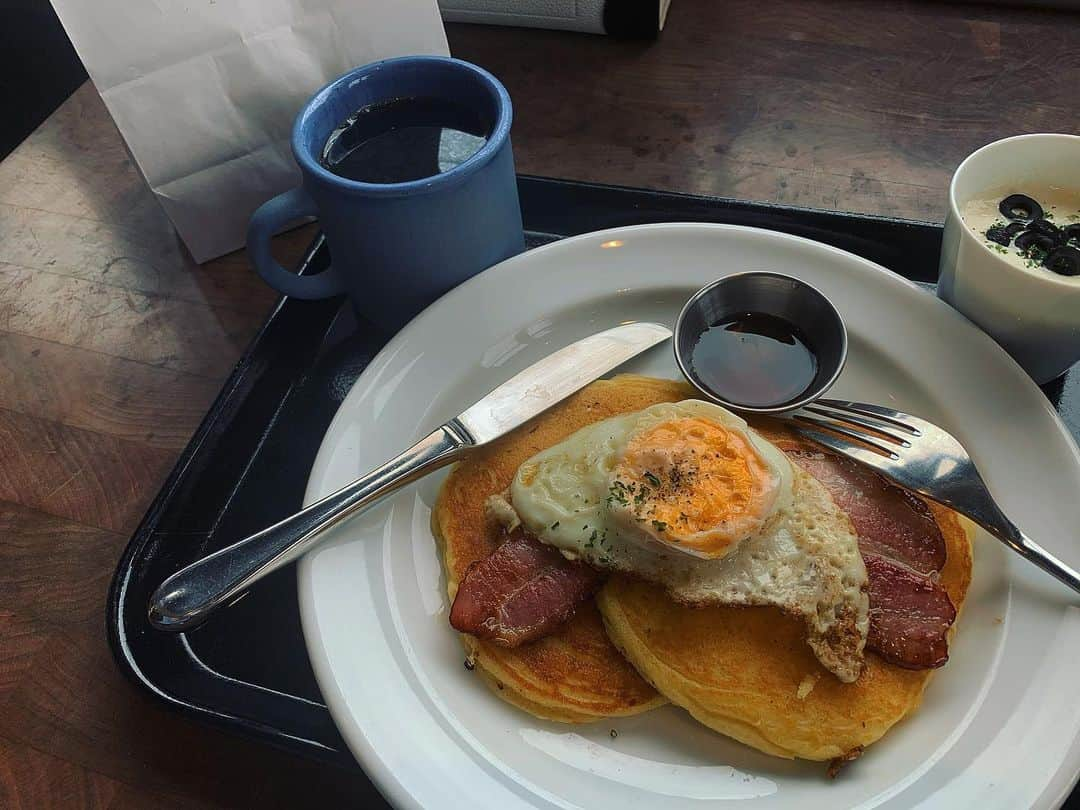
781,447,946,575
449,531,601,647
784,446,957,669
864,554,956,669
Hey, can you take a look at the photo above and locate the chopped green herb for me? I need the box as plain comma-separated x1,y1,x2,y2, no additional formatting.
607,480,632,508
550,521,560,530
643,471,661,488
652,520,668,532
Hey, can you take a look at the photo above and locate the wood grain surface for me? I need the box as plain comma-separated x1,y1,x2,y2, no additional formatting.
1,2,1078,807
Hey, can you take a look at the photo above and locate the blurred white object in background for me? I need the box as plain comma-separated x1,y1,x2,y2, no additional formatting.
48,0,448,262
439,0,671,36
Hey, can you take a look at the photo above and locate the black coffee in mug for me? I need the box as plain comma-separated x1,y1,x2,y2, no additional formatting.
249,56,523,331
320,95,490,184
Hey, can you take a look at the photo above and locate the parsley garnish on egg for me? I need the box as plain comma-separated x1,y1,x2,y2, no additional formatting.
607,479,631,507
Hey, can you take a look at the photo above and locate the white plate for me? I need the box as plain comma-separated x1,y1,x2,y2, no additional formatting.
299,223,1080,810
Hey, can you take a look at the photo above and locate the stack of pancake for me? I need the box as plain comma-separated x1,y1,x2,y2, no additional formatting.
432,374,972,762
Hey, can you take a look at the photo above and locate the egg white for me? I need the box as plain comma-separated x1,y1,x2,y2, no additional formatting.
504,400,870,682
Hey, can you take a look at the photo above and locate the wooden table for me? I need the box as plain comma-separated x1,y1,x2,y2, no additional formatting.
1,2,1077,806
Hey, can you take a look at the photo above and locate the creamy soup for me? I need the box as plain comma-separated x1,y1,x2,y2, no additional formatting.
961,185,1080,277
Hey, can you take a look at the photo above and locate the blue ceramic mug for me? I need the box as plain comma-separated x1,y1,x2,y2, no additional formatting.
247,56,524,329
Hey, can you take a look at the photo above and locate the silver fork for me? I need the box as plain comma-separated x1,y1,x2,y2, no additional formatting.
791,398,1080,595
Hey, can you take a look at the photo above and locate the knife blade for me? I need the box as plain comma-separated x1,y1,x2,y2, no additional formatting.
456,321,672,444
149,322,671,631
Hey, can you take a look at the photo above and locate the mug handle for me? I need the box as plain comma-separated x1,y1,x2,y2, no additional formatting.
246,187,346,299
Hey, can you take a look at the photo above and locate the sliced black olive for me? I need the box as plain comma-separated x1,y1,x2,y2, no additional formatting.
985,221,1026,245
1015,230,1058,255
999,193,1043,222
1043,245,1080,276
1025,218,1063,242
1064,224,1080,245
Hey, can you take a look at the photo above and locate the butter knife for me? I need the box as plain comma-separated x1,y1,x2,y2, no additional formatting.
149,322,672,631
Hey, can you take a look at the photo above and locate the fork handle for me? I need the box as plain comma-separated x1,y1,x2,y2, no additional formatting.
979,510,1080,595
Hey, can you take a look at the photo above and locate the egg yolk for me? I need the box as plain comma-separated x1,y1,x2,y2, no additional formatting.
610,417,779,558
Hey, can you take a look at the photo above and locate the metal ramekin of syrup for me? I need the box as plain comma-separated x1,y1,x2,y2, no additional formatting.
674,272,848,414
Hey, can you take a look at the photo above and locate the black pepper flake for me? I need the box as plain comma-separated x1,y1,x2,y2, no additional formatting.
609,729,618,739
464,659,475,671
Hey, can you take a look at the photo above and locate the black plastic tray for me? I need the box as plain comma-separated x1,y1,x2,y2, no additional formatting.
107,176,1080,798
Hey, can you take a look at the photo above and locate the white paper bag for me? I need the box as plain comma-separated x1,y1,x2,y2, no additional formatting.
49,0,449,262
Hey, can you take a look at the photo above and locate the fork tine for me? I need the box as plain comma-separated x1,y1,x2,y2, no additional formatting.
790,421,901,470
804,405,912,447
816,399,921,435
792,414,901,460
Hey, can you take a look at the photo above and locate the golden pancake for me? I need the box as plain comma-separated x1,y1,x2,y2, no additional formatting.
432,375,685,721
597,408,973,761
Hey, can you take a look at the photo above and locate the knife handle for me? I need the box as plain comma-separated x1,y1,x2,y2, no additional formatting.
148,421,473,632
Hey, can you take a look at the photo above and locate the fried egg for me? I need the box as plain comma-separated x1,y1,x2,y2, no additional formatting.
503,400,870,682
